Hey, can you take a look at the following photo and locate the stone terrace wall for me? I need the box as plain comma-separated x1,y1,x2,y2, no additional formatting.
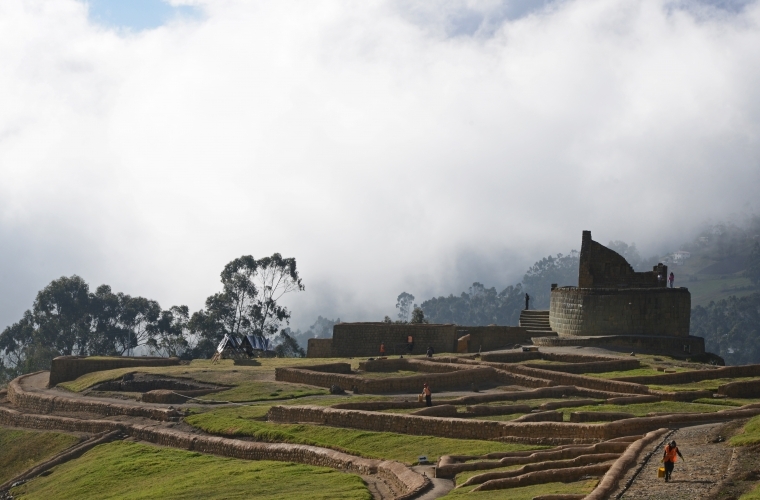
0,406,428,500
615,364,760,385
455,326,532,353
331,323,459,358
549,287,691,338
306,338,334,358
269,403,760,445
532,335,705,356
524,359,640,375
275,365,496,393
8,373,179,421
49,355,180,387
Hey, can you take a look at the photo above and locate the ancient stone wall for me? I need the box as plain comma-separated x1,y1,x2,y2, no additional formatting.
275,365,497,393
614,364,760,385
578,231,667,289
306,338,334,358
549,287,691,337
48,356,180,387
523,359,640,375
330,323,459,358
532,334,704,356
454,326,532,353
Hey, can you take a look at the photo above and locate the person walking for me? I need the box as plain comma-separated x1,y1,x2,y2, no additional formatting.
379,342,386,357
662,440,684,482
668,272,675,288
525,293,530,310
423,382,432,407
407,335,414,354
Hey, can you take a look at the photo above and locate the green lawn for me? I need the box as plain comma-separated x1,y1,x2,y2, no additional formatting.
740,481,760,500
197,381,327,403
649,377,760,393
692,398,760,407
454,464,523,485
10,441,371,500
587,367,689,379
730,415,760,446
556,401,728,420
443,479,598,499
185,405,541,464
58,358,363,393
0,428,80,484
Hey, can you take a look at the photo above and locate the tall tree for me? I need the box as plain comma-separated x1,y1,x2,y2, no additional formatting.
396,292,415,322
32,275,92,356
522,251,579,309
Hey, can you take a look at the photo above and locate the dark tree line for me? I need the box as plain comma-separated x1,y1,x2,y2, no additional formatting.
691,292,760,365
0,253,303,384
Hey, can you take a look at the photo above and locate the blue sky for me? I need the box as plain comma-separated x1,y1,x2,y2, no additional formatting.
83,0,201,30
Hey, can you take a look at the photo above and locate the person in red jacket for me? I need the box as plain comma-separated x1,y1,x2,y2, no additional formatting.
663,440,684,481
423,382,432,407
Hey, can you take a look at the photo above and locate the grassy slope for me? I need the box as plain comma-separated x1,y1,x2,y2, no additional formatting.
11,441,371,500
740,482,760,500
0,428,80,484
649,376,760,392
185,405,541,464
730,415,760,446
443,479,598,499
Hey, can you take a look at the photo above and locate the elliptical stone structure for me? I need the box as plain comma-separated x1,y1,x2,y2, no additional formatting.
538,231,704,356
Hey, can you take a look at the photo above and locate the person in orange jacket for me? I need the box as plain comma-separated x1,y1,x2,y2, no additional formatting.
379,342,386,357
662,440,684,481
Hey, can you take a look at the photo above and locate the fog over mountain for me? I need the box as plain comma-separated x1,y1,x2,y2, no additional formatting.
1,0,759,332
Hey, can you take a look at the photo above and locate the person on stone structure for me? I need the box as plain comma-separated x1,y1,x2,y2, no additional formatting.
407,335,414,354
423,382,432,407
525,293,530,310
426,346,434,358
662,440,684,482
668,272,675,288
379,342,386,357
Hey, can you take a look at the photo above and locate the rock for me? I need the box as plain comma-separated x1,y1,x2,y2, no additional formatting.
330,385,345,395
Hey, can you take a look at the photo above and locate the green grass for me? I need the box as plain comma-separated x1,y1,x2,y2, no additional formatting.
649,377,760,392
197,381,327,402
11,441,371,500
740,481,760,499
454,464,523,485
687,275,756,307
692,398,760,407
58,358,364,393
556,401,728,419
0,428,80,484
357,370,419,378
185,405,541,464
730,415,760,446
586,367,689,379
443,479,598,499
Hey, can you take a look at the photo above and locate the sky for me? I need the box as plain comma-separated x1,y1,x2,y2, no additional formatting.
1,0,759,333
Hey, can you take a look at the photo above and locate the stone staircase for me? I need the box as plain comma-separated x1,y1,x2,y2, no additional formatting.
519,309,555,337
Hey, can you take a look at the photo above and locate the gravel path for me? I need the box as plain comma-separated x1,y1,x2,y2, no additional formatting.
619,424,733,500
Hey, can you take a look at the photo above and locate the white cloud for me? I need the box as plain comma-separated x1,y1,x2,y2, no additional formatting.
1,0,759,330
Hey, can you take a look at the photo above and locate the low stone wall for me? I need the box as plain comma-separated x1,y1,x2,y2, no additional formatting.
268,403,760,445
532,335,705,357
718,380,760,398
457,326,533,353
302,362,354,374
8,373,180,421
332,323,459,358
482,362,649,395
275,365,496,394
569,412,635,423
48,356,180,387
524,359,640,375
0,406,428,499
615,364,760,385
481,351,543,363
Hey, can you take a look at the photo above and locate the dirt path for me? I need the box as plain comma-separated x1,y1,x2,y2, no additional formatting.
618,423,733,500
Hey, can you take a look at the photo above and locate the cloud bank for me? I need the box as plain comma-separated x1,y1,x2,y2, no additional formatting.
1,0,759,330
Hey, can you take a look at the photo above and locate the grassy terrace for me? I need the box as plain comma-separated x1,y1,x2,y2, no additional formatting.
0,428,80,484
10,441,371,500
445,479,598,499
730,415,760,447
185,404,542,464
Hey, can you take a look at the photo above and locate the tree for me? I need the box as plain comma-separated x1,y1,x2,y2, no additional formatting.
32,275,92,356
691,292,760,365
273,328,306,358
410,306,428,324
396,292,415,322
745,242,760,287
148,305,190,358
421,283,524,326
522,252,579,309
191,254,304,354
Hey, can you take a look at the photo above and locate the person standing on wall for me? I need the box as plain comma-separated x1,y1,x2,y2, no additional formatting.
407,335,414,354
668,272,675,288
662,440,684,482
525,293,530,310
379,342,386,357
423,382,432,407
